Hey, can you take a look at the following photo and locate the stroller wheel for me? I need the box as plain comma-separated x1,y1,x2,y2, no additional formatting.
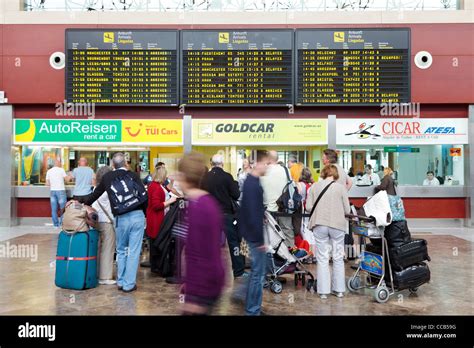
270,281,283,294
301,275,306,286
306,279,314,292
294,274,299,286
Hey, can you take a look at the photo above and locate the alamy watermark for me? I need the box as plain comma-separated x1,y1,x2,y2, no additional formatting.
0,242,38,262
380,101,420,118
55,100,95,119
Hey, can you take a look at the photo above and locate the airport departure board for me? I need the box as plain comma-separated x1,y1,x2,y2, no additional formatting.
296,29,410,105
181,30,293,106
66,29,178,105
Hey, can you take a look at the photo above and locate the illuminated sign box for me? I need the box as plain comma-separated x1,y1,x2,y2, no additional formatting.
192,119,327,145
337,118,468,145
14,119,183,146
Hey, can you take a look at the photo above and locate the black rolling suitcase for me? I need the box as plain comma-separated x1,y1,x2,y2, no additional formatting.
389,239,431,271
390,262,431,291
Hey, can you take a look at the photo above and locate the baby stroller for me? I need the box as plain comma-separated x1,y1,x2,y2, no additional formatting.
264,211,315,294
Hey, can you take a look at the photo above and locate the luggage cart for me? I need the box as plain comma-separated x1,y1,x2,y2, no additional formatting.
345,213,396,303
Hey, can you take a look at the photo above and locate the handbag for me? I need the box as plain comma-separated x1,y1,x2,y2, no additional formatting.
388,187,406,221
62,201,98,233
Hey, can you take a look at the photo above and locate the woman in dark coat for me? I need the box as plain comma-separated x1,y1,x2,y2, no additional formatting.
375,167,397,195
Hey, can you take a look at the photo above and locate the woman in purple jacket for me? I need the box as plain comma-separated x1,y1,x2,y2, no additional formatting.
178,152,226,315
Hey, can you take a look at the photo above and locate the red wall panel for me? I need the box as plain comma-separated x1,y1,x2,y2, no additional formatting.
18,197,467,218
17,198,52,218
350,198,467,219
3,55,65,103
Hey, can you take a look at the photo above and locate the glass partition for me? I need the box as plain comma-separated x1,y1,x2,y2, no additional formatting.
337,144,465,186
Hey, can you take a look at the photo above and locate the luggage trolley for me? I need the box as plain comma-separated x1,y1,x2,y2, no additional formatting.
345,212,396,303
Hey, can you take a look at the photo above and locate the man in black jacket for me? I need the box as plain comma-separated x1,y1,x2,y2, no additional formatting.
202,154,246,279
81,153,147,293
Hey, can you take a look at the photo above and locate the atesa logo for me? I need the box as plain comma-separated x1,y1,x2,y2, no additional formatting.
424,126,455,134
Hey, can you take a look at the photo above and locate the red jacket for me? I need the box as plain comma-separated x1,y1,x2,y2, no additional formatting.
146,182,166,239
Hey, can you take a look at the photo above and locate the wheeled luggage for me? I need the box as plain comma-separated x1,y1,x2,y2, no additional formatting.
55,229,99,290
366,239,430,271
389,239,431,271
389,262,431,291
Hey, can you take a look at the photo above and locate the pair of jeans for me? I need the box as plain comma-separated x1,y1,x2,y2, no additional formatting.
50,190,67,226
115,210,145,291
313,225,346,295
224,214,245,277
245,241,266,316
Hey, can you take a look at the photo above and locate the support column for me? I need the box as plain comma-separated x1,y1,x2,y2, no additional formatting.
183,115,192,154
0,105,15,227
327,114,337,149
466,105,474,227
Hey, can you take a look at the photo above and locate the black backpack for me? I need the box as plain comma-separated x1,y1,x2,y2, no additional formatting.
109,171,148,215
276,167,302,213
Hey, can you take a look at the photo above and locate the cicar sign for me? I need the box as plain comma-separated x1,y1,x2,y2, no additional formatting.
337,118,468,145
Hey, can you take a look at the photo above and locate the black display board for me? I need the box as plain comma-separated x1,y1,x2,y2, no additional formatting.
296,29,410,105
66,29,178,105
180,30,293,106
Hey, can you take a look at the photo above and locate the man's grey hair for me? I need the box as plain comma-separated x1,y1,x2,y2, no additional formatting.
288,155,297,164
112,152,126,169
211,154,224,167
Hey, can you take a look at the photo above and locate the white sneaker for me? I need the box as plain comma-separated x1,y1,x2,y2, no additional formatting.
99,279,117,285
319,294,328,299
332,292,345,298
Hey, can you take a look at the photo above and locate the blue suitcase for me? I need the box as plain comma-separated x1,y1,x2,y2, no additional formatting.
55,229,99,290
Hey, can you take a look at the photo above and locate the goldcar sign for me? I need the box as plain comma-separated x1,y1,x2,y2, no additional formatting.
192,119,328,145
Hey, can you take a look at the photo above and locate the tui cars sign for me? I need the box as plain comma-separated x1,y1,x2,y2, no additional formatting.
336,118,468,145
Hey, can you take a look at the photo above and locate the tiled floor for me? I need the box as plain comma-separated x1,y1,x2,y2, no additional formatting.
0,231,472,315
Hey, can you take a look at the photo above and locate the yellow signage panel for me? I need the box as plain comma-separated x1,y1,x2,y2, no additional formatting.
122,120,183,145
192,119,327,145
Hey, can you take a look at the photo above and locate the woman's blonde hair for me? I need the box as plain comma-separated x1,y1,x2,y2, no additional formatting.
320,164,340,181
384,167,394,176
153,166,168,184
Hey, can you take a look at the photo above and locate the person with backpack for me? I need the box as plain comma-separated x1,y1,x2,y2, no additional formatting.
306,164,350,299
91,165,116,286
82,152,148,293
261,151,299,245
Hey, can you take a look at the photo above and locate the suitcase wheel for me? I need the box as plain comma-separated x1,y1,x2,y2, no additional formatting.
409,287,418,294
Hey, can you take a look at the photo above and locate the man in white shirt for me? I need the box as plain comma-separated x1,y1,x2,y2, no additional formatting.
46,160,67,228
423,171,440,186
360,164,381,186
260,150,294,244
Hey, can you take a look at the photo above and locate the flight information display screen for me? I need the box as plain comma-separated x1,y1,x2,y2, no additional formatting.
181,30,293,106
66,29,178,105
296,29,410,105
